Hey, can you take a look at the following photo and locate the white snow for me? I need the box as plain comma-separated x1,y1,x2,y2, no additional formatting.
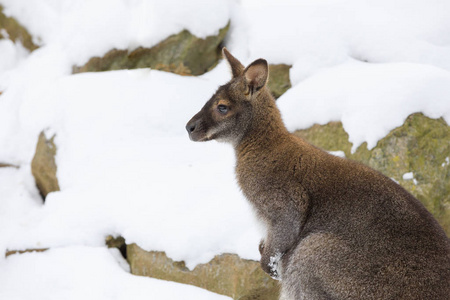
402,172,418,185
1,0,450,298
240,0,450,81
0,0,231,67
0,69,261,268
403,172,414,180
328,151,346,158
278,61,450,151
0,39,28,76
0,247,231,300
268,252,283,281
402,172,414,180
442,157,450,167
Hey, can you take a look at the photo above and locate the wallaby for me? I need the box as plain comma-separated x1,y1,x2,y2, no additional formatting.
186,48,450,300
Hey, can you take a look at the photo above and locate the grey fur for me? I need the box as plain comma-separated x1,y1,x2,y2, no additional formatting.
186,48,450,299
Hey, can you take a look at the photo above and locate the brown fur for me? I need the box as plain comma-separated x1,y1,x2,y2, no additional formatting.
186,48,450,299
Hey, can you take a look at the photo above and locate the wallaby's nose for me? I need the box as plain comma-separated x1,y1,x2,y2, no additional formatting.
186,120,197,134
186,114,203,141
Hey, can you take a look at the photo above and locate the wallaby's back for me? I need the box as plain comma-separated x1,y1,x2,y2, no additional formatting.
287,136,449,299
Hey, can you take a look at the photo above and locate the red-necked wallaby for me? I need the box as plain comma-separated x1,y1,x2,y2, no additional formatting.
186,48,450,300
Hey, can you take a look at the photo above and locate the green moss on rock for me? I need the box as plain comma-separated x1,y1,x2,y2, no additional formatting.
293,113,450,235
0,5,38,51
127,243,279,300
267,64,291,99
294,121,352,156
73,23,230,76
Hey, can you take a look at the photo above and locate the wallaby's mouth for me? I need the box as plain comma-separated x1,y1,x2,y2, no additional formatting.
188,131,210,142
186,118,210,142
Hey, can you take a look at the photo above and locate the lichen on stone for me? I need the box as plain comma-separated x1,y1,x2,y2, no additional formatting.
0,5,38,51
73,22,230,76
268,64,291,99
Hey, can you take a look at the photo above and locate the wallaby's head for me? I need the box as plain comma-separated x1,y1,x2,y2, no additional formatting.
186,48,270,145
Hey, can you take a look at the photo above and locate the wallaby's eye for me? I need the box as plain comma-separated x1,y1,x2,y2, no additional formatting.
217,104,229,115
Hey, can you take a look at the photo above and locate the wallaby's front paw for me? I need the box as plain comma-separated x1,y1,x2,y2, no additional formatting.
261,252,283,280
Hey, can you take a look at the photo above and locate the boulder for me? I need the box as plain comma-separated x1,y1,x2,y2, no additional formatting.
31,132,60,200
5,248,48,258
294,113,450,235
127,243,279,300
0,162,18,168
267,64,291,99
73,23,230,76
106,235,127,259
0,5,38,51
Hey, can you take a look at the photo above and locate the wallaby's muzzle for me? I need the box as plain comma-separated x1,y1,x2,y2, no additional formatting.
185,118,198,141
186,113,207,142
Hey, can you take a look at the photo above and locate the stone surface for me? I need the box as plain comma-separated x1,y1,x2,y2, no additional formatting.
5,248,48,258
294,113,450,235
106,235,126,249
106,235,127,259
0,5,38,51
0,162,19,168
31,132,60,199
267,64,291,99
73,23,230,76
127,243,279,300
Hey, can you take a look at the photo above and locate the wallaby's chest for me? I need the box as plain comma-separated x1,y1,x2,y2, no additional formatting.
235,149,303,213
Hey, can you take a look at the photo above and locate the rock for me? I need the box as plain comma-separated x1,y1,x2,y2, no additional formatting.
293,113,450,235
106,235,126,249
31,132,60,199
0,162,19,168
0,5,38,51
5,248,48,258
73,23,230,76
268,64,291,99
106,235,127,259
127,244,279,300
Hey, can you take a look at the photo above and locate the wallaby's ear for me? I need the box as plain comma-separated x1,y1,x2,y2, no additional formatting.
243,59,269,96
222,47,244,78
